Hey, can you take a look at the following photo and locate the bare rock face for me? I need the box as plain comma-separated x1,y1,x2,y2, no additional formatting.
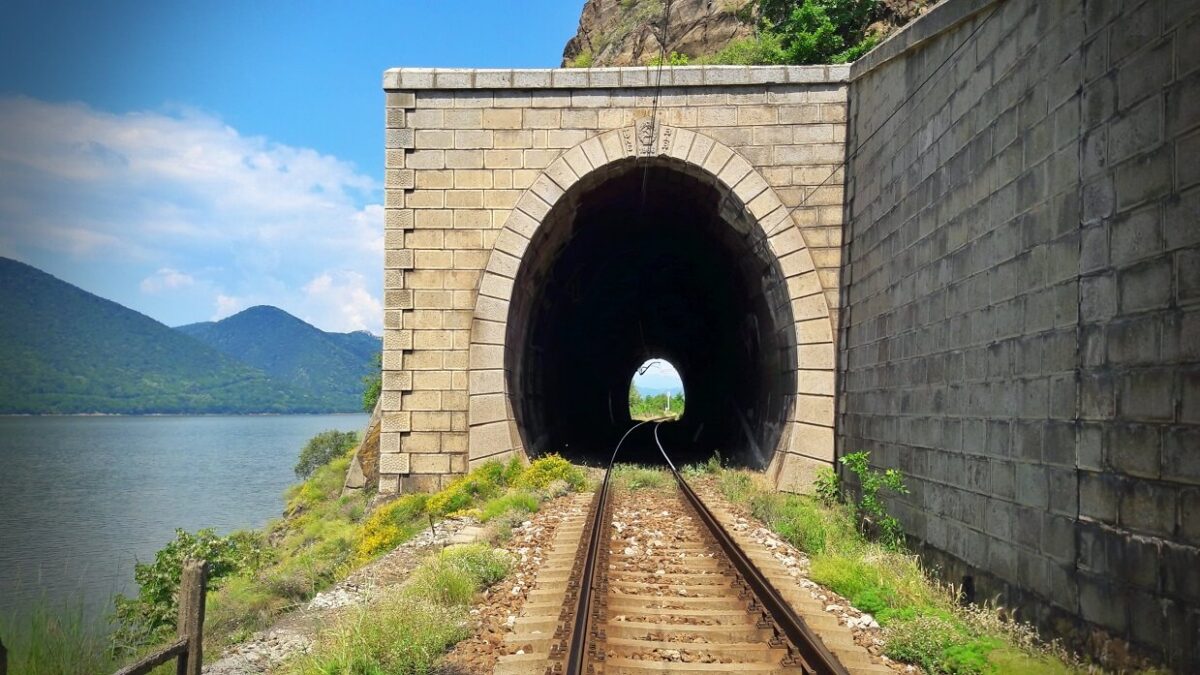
342,399,380,494
561,0,936,68
561,0,757,67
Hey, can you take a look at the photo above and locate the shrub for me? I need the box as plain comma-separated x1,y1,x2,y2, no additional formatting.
113,528,266,651
704,33,787,64
760,0,877,64
293,430,358,479
514,454,587,491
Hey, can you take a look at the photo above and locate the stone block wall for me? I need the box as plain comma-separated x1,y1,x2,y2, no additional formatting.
380,66,850,495
841,0,1199,667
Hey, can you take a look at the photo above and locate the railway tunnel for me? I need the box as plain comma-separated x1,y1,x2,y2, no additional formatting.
505,157,797,469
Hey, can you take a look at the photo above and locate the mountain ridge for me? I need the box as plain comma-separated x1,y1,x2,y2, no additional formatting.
0,256,377,414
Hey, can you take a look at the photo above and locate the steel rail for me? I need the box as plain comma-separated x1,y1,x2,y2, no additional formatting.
563,420,655,675
653,423,850,675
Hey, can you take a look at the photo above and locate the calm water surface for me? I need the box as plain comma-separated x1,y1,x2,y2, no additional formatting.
0,414,368,622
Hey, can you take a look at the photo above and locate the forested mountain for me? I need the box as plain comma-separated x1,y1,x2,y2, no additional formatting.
0,257,377,414
177,306,380,411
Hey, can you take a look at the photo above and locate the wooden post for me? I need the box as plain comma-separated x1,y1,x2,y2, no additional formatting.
1,635,8,675
175,559,208,675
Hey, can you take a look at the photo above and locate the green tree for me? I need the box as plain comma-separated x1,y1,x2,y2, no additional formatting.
362,352,382,412
294,430,359,479
764,0,877,64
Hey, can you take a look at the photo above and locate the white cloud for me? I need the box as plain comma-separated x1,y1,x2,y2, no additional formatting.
0,95,384,332
301,270,383,333
213,294,246,320
140,267,196,293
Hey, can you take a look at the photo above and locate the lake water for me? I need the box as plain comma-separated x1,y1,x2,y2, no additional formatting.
0,414,368,623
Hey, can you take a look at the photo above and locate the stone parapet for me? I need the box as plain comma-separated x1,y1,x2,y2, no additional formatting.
383,65,850,90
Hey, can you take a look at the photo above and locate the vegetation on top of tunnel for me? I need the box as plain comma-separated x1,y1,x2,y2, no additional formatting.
685,459,1087,674
568,0,897,68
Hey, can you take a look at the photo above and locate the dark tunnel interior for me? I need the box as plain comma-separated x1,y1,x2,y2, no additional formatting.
505,158,797,468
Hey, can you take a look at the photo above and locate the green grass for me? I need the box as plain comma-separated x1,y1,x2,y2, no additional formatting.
705,467,1083,675
477,491,540,522
612,463,671,490
0,599,119,675
286,544,510,674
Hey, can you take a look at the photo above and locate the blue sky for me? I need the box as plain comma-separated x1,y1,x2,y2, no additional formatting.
0,0,584,332
632,360,684,394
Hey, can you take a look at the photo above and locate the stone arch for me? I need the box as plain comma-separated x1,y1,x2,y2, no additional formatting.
466,124,835,490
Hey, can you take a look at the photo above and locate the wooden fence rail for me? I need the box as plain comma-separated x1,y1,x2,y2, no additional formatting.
113,559,208,675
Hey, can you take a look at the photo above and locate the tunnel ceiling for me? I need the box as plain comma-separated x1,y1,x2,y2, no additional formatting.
505,158,797,468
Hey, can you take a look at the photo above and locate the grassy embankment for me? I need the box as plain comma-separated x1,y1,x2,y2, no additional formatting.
1,437,587,675
680,458,1087,675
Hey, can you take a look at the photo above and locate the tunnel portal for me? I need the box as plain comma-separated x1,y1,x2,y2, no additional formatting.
505,158,797,468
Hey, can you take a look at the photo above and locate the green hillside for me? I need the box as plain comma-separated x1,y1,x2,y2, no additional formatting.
0,257,324,414
177,306,379,411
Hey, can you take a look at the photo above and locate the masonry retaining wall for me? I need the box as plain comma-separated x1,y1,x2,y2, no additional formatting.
841,0,1199,667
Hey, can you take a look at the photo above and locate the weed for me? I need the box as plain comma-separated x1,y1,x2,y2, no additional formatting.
840,451,909,548
813,466,840,505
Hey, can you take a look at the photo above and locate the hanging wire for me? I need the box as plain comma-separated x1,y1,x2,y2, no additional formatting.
639,0,674,214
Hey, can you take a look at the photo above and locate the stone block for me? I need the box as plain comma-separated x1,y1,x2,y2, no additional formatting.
1120,480,1177,537
1119,369,1174,421
410,453,451,474
775,453,830,494
1119,258,1173,313
379,452,410,475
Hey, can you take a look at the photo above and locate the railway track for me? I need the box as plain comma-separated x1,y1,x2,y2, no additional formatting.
497,421,888,675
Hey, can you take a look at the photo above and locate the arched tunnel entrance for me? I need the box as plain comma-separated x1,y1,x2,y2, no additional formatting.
505,157,797,468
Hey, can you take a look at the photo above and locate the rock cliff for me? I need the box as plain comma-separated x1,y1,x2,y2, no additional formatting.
562,0,757,67
561,0,935,67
